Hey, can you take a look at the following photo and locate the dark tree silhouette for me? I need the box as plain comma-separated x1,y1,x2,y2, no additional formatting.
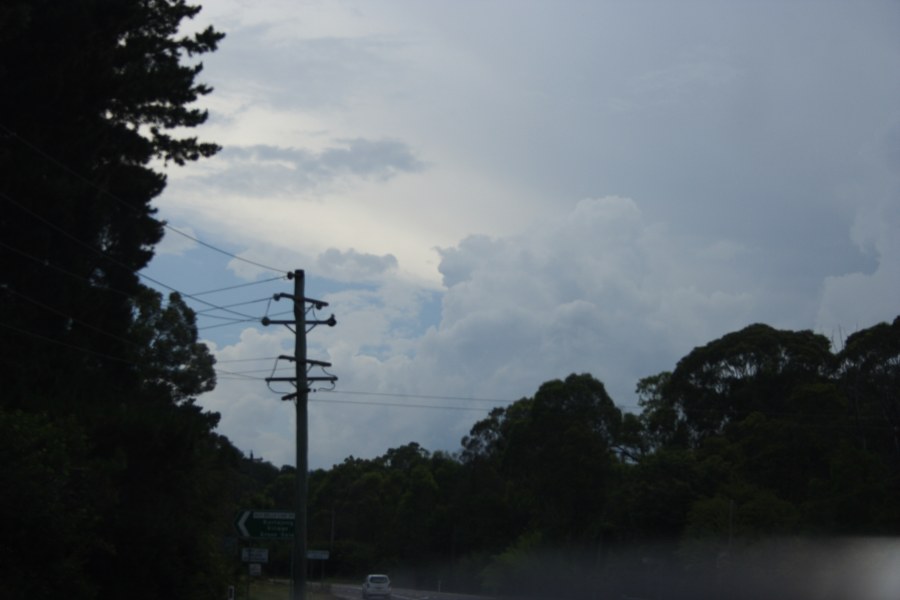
0,2,230,599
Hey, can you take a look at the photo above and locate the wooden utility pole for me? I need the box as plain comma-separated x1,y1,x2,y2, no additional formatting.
293,269,308,600
262,269,337,600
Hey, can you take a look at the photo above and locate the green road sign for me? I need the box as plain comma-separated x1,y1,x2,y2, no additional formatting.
234,510,295,539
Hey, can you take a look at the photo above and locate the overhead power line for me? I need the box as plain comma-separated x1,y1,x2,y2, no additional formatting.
0,238,135,301
0,121,289,274
0,321,136,365
311,396,494,413
2,193,278,339
320,388,510,405
157,228,286,274
4,287,145,351
198,318,266,332
215,356,281,364
1,125,303,349
187,276,287,297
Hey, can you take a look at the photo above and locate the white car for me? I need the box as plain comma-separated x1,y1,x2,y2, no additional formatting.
362,574,392,600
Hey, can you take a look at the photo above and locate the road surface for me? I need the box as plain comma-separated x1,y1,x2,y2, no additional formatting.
330,583,493,600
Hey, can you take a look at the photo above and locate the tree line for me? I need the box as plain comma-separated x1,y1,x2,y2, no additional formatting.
3,2,898,599
243,318,899,598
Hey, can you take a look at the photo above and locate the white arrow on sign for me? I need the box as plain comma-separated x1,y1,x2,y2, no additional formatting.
237,511,251,537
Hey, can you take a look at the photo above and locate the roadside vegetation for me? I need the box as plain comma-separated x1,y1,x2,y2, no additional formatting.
248,323,900,598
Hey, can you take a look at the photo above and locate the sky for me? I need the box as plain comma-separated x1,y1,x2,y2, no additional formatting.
144,0,900,470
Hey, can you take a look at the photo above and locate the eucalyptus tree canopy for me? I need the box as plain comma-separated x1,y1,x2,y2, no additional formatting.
661,323,834,447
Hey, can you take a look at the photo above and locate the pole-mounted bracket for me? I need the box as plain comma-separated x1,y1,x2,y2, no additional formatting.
276,355,332,367
272,292,329,310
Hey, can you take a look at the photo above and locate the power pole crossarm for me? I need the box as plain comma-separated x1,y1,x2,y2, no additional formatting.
261,315,336,327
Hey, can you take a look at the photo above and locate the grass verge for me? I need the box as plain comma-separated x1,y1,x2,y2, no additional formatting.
237,578,335,600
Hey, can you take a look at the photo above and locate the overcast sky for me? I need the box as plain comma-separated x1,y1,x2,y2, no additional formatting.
145,0,900,470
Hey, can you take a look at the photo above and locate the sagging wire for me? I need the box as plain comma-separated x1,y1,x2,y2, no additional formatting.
265,354,296,396
310,363,338,392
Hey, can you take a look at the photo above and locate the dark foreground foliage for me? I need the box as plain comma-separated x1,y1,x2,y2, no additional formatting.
0,2,235,599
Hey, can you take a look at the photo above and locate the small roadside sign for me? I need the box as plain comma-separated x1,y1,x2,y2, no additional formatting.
307,549,330,560
241,548,269,563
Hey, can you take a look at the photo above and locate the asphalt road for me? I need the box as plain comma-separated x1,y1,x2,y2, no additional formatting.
330,583,493,600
